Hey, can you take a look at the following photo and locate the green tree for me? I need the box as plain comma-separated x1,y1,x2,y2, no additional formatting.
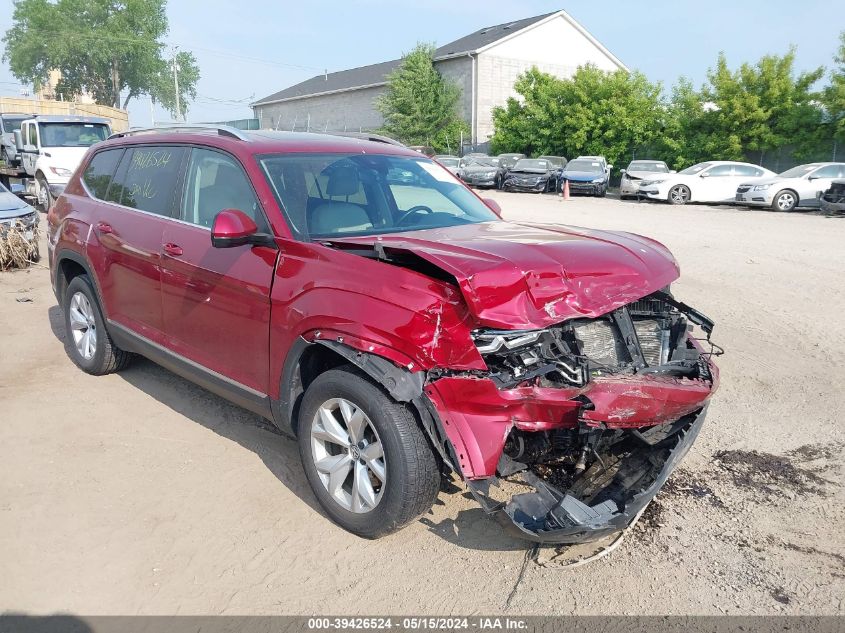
823,31,845,145
3,0,199,118
698,50,823,162
490,65,666,169
376,43,469,153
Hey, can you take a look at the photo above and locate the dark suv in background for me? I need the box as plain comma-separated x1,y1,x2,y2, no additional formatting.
48,126,720,544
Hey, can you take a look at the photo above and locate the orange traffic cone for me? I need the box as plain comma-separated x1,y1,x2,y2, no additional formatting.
562,179,570,200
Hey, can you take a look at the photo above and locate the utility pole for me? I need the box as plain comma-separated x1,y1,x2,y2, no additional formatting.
150,96,155,127
172,46,181,122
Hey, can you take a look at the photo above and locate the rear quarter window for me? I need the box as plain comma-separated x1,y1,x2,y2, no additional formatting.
82,149,124,200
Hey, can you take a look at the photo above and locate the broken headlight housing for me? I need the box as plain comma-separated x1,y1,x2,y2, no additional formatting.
471,291,721,390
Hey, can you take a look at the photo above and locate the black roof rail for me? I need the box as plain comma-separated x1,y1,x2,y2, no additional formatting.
109,124,250,141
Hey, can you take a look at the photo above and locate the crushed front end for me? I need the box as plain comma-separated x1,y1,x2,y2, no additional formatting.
424,291,721,543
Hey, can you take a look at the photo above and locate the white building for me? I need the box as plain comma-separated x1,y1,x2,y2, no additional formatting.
252,10,627,144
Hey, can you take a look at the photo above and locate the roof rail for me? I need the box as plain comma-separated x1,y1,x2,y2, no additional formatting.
320,131,406,147
108,124,250,141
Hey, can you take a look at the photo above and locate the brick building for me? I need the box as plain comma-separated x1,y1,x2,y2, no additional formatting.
251,10,627,145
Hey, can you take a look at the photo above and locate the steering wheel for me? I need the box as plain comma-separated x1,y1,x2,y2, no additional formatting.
396,205,434,226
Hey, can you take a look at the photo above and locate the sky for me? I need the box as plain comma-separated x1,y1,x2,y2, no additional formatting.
0,0,842,127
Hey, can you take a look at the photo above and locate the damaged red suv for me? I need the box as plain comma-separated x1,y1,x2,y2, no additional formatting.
48,127,720,543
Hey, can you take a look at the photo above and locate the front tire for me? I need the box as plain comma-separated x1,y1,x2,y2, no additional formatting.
36,175,53,212
668,184,690,205
298,366,440,539
772,190,797,212
63,275,132,375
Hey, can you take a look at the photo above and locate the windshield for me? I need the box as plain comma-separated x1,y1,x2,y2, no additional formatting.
565,160,603,173
679,162,712,175
778,164,819,178
3,117,28,133
513,159,549,171
259,153,499,240
628,161,668,173
439,157,459,168
39,123,109,147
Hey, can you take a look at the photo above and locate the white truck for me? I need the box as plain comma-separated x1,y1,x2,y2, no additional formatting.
12,114,111,209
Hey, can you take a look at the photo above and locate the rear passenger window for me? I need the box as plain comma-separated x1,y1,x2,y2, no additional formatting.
108,146,186,216
82,149,123,200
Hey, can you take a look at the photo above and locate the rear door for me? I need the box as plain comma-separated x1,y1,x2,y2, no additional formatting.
85,145,188,343
159,146,277,394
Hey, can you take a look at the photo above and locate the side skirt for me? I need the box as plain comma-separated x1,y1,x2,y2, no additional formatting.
107,320,274,420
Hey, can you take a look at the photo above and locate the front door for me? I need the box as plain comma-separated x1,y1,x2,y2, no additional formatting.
159,147,277,395
20,121,38,174
800,165,845,207
697,164,743,202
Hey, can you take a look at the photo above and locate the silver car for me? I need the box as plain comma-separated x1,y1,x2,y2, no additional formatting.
0,113,33,167
735,162,845,212
620,160,673,199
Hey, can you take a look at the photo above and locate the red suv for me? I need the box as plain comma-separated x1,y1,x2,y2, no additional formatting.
48,126,720,543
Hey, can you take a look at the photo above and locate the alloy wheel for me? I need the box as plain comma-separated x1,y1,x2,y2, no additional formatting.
68,291,97,360
310,397,386,513
669,185,690,204
776,192,796,211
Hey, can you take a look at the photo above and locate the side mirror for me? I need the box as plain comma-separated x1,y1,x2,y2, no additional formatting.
211,209,270,248
808,175,819,180
619,169,626,174
483,198,502,217
700,172,710,178
14,130,24,151
607,164,613,170
670,169,677,174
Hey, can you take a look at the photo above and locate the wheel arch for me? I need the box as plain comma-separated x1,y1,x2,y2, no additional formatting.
53,250,100,307
272,337,462,476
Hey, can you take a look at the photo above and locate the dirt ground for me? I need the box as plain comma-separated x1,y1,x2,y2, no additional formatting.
1,193,843,616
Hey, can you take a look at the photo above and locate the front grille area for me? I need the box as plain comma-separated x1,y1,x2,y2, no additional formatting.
736,186,751,194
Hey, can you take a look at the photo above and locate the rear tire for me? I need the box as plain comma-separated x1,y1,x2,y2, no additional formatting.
298,366,440,539
63,275,132,375
772,190,797,212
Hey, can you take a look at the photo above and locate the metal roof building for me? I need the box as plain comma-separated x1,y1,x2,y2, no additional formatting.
252,10,626,145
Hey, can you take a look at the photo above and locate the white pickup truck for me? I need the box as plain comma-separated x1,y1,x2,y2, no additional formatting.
13,115,111,209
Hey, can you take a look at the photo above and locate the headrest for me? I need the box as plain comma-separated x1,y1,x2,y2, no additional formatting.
326,164,360,197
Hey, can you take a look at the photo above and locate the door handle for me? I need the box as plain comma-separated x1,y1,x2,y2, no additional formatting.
95,221,114,235
163,243,183,257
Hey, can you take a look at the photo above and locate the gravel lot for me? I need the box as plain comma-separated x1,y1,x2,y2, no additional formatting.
1,193,843,616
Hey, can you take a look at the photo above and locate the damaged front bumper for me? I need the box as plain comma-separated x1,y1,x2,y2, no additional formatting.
473,407,708,543
422,290,720,544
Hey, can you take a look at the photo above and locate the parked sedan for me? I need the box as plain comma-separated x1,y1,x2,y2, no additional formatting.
559,158,609,196
735,162,845,212
460,157,505,188
639,161,774,205
620,160,672,199
502,158,558,193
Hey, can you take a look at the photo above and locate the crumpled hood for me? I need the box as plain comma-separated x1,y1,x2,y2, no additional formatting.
738,176,803,188
463,164,498,174
506,169,548,176
561,170,604,182
625,170,666,180
332,221,680,329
